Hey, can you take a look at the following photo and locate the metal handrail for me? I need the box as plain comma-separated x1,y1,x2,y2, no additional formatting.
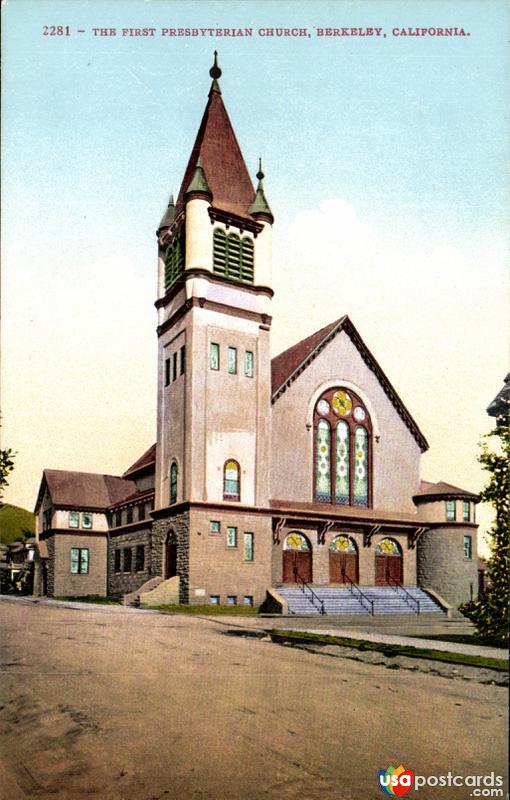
342,573,374,615
294,568,325,615
388,576,420,614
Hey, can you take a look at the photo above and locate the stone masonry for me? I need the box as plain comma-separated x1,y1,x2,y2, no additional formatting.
152,511,190,603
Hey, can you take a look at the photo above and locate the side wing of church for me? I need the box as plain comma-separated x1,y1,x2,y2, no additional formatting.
33,55,480,615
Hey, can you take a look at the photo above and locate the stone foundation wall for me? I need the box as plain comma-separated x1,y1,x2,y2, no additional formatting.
46,536,55,597
417,527,478,610
108,527,152,597
152,512,190,603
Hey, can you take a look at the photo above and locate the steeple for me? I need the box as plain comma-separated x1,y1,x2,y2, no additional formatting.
175,53,256,220
249,159,273,223
158,193,175,232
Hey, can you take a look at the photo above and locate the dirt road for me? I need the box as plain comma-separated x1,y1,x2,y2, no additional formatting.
0,599,507,800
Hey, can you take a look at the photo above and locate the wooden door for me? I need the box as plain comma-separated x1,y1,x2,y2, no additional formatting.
329,552,358,584
165,541,177,579
375,555,403,585
283,550,312,583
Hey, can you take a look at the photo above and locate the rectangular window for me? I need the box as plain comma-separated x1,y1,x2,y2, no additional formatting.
70,548,89,574
243,595,253,607
244,351,254,378
243,532,254,562
463,535,472,559
69,511,79,529
126,507,133,524
226,595,237,605
180,345,185,375
445,500,456,521
114,511,122,528
226,526,237,548
228,347,237,374
136,545,145,572
209,521,221,535
210,342,220,370
137,504,145,521
43,509,52,531
124,548,132,572
462,501,470,522
82,513,92,529
165,357,170,387
172,351,177,381
147,498,155,512
210,595,220,605
114,549,121,573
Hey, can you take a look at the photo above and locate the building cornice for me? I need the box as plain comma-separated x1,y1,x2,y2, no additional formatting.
208,206,264,236
156,294,272,338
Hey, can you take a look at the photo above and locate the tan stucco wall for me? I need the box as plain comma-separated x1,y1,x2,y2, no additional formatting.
416,498,476,524
271,330,422,514
52,533,107,597
188,508,272,606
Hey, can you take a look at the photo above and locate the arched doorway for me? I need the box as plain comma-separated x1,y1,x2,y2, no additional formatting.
329,535,358,584
282,532,312,584
165,532,177,580
375,538,403,585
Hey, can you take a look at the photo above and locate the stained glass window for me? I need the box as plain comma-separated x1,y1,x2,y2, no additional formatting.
70,548,80,574
335,421,350,504
71,548,89,574
284,532,310,551
316,420,331,502
375,538,401,556
245,351,254,378
353,426,368,506
463,535,472,559
446,500,456,521
329,535,356,553
228,347,237,374
210,342,220,370
210,521,220,535
224,460,240,500
227,527,237,547
243,533,254,561
170,462,178,504
82,513,92,529
69,511,79,529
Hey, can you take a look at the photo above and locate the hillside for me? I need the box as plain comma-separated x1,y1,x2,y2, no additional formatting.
0,504,35,546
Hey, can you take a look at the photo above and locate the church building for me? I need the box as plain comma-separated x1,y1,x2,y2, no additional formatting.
33,55,480,615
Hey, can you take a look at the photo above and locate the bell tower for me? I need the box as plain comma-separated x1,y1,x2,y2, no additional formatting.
155,53,274,514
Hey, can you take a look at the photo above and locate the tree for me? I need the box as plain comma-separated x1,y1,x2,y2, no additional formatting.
0,448,16,508
460,425,509,645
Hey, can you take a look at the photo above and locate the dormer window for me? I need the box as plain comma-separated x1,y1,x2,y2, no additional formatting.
213,229,254,283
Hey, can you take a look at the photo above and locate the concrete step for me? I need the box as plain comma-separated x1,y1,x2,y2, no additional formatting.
276,585,444,616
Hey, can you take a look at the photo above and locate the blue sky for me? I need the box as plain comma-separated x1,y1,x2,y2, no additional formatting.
2,0,509,552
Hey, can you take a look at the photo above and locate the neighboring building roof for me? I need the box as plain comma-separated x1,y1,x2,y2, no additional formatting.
414,480,480,503
109,486,155,511
174,75,256,220
122,444,157,478
34,469,137,513
271,315,429,452
487,373,510,420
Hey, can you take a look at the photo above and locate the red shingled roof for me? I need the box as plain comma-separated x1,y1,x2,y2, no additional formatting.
271,318,343,395
414,480,480,503
35,470,136,513
175,86,255,220
122,443,156,478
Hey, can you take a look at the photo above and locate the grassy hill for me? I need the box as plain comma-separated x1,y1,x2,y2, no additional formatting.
0,504,35,546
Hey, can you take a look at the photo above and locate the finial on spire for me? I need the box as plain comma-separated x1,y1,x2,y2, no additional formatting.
256,158,264,182
158,192,176,231
249,158,273,223
209,51,222,80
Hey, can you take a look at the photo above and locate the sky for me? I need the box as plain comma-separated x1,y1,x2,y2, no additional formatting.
2,0,508,556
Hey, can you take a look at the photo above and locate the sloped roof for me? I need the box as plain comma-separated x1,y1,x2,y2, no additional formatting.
271,315,429,452
35,470,137,513
175,83,256,220
122,443,156,478
414,480,480,503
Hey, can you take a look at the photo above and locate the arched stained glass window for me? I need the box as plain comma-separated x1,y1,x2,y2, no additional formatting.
213,228,254,284
375,538,401,556
315,420,331,502
223,459,240,501
329,535,357,553
170,462,178,505
335,421,350,504
353,426,368,506
284,532,310,551
313,388,371,507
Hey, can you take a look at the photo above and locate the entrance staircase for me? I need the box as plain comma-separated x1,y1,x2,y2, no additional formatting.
276,586,443,616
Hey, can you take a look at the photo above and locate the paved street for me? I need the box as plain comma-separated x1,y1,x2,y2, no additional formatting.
0,599,507,800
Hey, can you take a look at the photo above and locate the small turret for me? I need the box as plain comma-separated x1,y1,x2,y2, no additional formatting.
158,193,175,232
249,159,274,224
185,157,213,202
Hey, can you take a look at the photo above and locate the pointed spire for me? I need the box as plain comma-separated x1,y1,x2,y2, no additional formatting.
185,156,212,200
249,158,273,222
158,193,175,231
209,50,222,95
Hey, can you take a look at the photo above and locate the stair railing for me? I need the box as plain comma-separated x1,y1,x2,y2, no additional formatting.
387,576,421,614
342,574,374,615
293,568,325,615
